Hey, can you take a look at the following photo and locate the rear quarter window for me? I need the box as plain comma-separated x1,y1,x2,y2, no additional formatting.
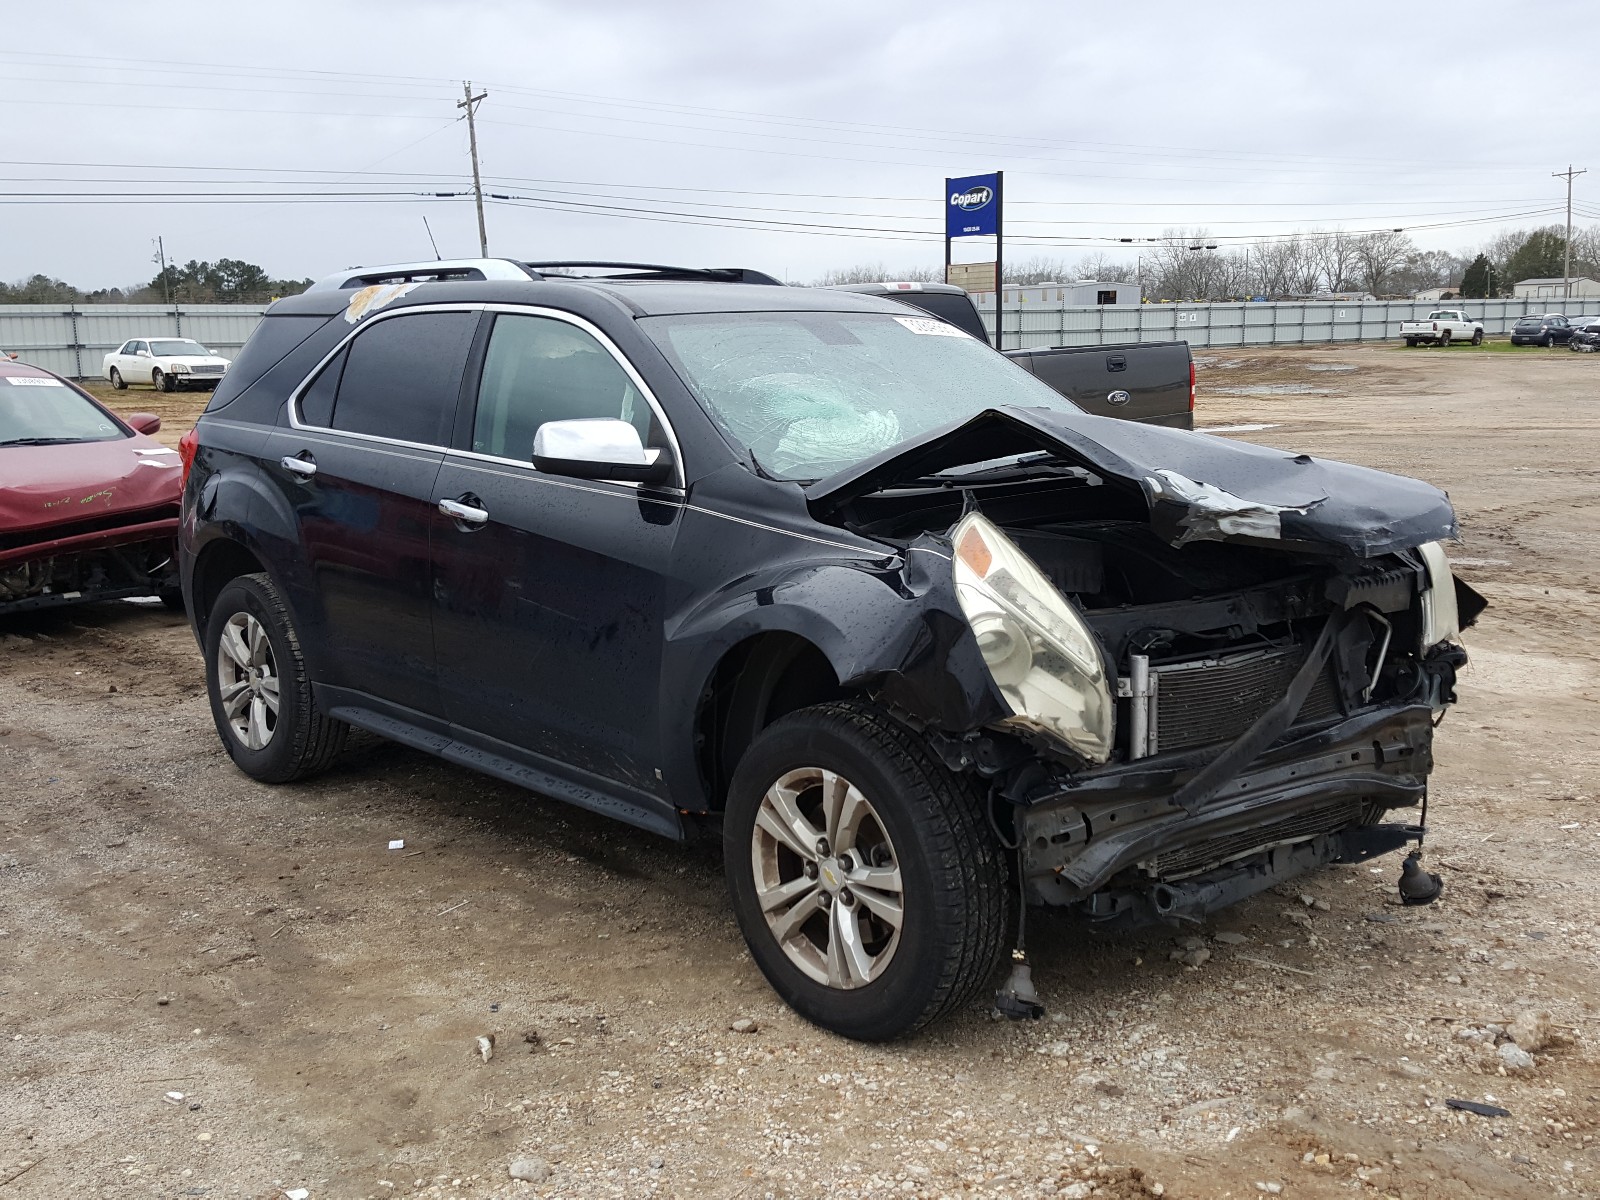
204,315,329,413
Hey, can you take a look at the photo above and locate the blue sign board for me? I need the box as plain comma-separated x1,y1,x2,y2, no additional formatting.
946,173,1000,238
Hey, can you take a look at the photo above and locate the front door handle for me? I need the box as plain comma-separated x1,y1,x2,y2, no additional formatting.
280,453,317,478
438,496,489,526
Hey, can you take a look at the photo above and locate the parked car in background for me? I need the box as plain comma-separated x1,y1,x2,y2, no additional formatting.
1399,310,1483,346
830,281,1194,429
1509,314,1575,346
1,359,182,614
180,257,1483,1041
103,338,231,392
1566,319,1600,352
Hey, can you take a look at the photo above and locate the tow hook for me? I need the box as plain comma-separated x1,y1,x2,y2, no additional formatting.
1398,850,1442,906
993,949,1044,1021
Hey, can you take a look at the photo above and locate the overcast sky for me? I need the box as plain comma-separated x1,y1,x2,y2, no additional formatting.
1,0,1591,290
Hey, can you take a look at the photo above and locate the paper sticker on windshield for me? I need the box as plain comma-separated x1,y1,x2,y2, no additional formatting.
5,376,65,386
344,282,419,324
893,316,970,338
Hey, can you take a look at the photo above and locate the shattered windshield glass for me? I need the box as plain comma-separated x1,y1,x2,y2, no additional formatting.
642,311,1081,479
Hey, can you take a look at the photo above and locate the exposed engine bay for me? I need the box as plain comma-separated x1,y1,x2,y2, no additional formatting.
811,406,1487,929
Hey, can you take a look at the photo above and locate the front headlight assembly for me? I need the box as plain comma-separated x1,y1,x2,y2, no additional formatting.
951,513,1114,763
1417,541,1460,650
170,362,190,373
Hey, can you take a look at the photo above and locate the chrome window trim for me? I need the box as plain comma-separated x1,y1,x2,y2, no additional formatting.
287,301,686,490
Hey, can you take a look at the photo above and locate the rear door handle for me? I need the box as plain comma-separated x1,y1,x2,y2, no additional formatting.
280,453,317,478
438,496,489,526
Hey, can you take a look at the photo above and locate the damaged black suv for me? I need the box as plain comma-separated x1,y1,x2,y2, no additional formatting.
180,259,1484,1041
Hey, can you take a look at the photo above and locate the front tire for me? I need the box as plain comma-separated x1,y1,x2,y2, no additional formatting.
724,701,1008,1041
153,369,174,392
203,573,346,783
1470,329,1483,346
109,367,126,390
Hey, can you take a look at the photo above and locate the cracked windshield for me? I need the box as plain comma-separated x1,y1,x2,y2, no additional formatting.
644,310,1080,478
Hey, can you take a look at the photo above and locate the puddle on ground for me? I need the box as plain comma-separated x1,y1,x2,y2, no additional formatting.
1192,357,1244,369
1306,363,1358,372
1209,384,1335,396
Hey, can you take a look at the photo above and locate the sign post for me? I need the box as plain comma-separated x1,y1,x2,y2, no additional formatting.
945,171,1003,346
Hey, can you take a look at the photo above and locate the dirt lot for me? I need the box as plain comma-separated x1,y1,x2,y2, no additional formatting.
4,345,1598,1199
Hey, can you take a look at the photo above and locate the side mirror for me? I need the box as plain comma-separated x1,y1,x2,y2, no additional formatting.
127,412,162,435
136,349,151,358
532,418,675,485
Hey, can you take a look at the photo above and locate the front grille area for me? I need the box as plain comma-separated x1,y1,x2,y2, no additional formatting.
1153,645,1341,754
1147,796,1362,880
0,502,180,552
189,364,225,375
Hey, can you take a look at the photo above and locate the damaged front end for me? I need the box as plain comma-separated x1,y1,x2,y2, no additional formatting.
812,405,1486,928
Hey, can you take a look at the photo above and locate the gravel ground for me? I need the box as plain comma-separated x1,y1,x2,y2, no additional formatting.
3,344,1598,1199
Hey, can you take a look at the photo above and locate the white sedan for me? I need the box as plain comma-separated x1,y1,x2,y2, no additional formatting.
104,338,231,392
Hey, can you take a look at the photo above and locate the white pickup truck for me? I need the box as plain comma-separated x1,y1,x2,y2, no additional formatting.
1399,310,1483,347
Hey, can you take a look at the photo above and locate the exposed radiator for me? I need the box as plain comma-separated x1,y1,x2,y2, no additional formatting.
1132,645,1342,756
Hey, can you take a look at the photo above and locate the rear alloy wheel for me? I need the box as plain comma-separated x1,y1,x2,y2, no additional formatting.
724,701,1008,1041
109,367,126,390
203,573,346,783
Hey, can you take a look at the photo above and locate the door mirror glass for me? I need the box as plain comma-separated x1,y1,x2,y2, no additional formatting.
532,417,674,483
126,412,162,435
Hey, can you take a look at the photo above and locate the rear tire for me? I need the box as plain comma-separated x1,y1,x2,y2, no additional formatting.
109,367,126,390
1438,331,1451,347
1404,337,1418,347
203,572,347,784
724,700,1008,1041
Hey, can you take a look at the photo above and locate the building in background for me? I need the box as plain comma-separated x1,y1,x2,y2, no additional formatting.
1514,276,1600,300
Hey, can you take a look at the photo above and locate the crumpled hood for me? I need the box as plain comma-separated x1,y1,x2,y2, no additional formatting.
1,436,182,536
806,406,1458,557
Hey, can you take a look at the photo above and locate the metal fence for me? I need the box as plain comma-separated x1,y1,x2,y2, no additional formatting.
1,296,1591,377
0,304,268,380
980,297,1592,350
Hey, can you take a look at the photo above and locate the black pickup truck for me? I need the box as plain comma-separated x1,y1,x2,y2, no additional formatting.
831,282,1193,430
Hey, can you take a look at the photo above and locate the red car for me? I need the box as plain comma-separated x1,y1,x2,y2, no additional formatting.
1,360,183,615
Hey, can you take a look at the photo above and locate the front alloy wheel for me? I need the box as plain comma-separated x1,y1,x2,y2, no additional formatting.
725,701,1008,1041
753,766,905,989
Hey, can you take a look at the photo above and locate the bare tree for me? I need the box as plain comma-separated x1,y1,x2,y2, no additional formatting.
811,263,942,286
1351,230,1416,296
1307,229,1361,294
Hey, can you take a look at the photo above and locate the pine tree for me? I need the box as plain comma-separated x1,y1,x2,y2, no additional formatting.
1459,254,1492,299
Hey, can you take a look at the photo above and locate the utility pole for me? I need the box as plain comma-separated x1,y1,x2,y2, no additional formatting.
1553,165,1587,303
459,81,489,257
152,235,170,305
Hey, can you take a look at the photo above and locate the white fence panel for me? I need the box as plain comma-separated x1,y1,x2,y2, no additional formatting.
1,304,269,378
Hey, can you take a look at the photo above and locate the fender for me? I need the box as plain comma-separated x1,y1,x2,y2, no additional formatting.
656,538,1008,808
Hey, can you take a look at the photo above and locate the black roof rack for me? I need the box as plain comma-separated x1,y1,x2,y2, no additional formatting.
520,261,785,286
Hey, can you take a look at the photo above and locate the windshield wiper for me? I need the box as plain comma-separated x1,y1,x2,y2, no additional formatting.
0,436,88,447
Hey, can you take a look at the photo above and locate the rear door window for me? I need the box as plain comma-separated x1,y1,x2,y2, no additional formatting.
326,311,477,446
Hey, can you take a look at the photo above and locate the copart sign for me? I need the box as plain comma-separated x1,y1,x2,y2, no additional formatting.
946,172,1000,238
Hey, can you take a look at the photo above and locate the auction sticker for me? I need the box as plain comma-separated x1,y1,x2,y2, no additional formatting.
893,316,970,337
5,376,65,386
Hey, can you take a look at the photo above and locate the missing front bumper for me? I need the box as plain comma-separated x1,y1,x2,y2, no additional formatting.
1018,704,1434,910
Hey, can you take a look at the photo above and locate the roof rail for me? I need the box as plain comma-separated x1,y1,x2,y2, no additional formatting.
307,259,538,292
521,261,785,286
